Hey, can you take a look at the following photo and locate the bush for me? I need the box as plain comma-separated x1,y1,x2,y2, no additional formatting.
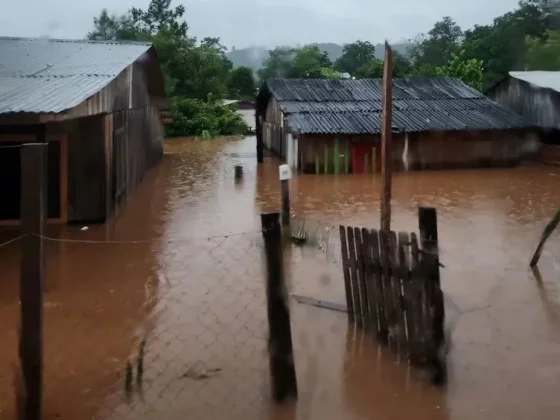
166,97,248,137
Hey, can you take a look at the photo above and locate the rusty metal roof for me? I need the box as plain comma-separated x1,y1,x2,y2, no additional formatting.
0,37,152,114
263,77,533,134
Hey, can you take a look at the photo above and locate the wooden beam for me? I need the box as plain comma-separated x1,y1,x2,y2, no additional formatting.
19,141,47,420
380,41,393,232
59,134,69,223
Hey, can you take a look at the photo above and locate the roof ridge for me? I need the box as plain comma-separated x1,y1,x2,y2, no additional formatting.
2,74,116,78
0,36,152,46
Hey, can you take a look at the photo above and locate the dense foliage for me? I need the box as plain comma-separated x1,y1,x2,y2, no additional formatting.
87,0,248,137
88,0,560,138
255,0,560,91
166,98,248,138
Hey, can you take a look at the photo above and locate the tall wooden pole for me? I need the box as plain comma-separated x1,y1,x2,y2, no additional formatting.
261,213,298,402
19,140,47,420
380,41,393,232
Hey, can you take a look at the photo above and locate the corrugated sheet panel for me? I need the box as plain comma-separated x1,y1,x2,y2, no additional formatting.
0,37,151,114
267,77,485,102
509,71,560,93
285,105,530,134
267,77,533,134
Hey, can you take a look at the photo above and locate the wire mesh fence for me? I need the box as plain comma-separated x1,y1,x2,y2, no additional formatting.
0,230,277,419
0,213,453,420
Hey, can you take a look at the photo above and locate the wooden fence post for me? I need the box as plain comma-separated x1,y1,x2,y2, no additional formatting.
261,213,298,402
418,207,440,287
279,165,291,227
19,141,47,420
418,207,446,385
234,165,243,181
256,114,264,163
380,41,393,232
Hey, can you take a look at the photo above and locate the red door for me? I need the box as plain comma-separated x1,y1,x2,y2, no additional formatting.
351,143,381,173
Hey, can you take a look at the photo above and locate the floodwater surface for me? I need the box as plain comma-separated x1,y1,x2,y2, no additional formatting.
1,136,560,419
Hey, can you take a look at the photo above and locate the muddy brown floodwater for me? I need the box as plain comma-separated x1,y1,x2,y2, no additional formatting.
1,135,560,419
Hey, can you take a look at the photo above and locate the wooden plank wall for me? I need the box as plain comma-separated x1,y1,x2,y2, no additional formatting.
67,115,107,223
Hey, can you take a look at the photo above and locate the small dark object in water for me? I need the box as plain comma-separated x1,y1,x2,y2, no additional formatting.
430,356,447,386
234,165,243,180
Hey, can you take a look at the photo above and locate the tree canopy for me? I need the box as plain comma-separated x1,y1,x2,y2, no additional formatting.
87,0,248,137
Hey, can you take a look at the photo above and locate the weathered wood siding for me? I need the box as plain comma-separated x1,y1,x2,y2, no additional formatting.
263,97,284,156
488,77,560,133
298,130,538,173
110,105,164,212
65,115,107,222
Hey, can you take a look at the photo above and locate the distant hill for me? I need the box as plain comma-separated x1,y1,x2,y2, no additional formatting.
227,42,412,71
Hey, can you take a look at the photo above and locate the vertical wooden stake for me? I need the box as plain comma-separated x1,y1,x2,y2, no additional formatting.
256,115,264,163
345,142,350,174
334,138,339,175
261,213,298,402
372,147,377,173
324,145,328,174
418,207,440,287
380,41,393,232
418,207,446,385
234,165,243,181
281,180,290,227
19,141,47,420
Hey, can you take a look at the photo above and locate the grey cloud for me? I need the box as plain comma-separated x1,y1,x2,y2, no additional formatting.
1,0,520,48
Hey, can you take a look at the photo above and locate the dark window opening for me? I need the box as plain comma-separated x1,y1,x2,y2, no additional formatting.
0,141,61,220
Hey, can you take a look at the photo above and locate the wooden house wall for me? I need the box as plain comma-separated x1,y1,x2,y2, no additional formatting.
298,134,381,173
488,77,560,133
64,116,108,222
263,97,284,155
109,105,164,214
298,129,537,173
37,49,167,123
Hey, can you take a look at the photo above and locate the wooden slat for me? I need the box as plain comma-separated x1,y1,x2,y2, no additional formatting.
389,230,407,352
398,232,413,356
409,232,426,363
379,229,397,348
339,226,355,323
370,229,388,343
354,227,369,331
347,227,362,327
361,228,378,334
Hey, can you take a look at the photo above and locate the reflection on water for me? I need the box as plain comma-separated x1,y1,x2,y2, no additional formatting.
0,135,560,419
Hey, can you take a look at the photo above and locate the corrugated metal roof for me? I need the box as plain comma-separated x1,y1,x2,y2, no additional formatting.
0,37,152,114
265,77,533,134
509,71,560,93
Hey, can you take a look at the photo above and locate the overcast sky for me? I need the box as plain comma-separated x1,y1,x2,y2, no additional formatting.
0,0,521,49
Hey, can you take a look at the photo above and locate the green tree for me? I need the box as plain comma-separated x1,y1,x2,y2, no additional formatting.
227,67,256,98
526,29,560,69
289,45,332,78
334,41,377,75
131,0,188,37
435,51,484,91
87,9,149,41
410,16,463,75
88,1,237,136
167,98,248,137
258,47,294,79
355,52,411,79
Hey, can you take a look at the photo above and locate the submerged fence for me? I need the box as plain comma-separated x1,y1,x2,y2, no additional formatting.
339,208,446,382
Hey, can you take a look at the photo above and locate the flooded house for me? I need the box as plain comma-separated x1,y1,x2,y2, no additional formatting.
487,71,560,165
256,77,537,173
0,37,168,224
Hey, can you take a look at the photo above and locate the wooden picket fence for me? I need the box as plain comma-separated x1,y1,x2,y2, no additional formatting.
339,208,445,367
